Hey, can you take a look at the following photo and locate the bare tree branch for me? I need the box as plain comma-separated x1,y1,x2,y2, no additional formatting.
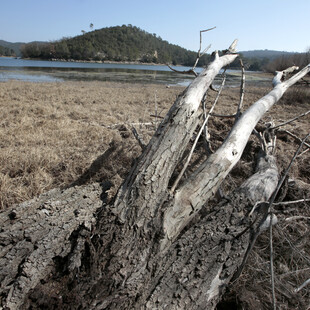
202,69,227,153
163,64,310,245
297,148,310,157
273,198,310,206
201,92,212,152
235,58,245,121
268,132,310,209
294,278,310,293
166,63,199,77
106,122,156,129
150,114,164,119
278,129,310,149
272,65,299,86
271,110,310,130
131,126,146,150
170,73,226,193
210,112,237,118
167,27,216,76
285,215,310,222
269,211,277,310
266,131,310,309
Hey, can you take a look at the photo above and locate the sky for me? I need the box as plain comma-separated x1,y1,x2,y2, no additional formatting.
0,0,309,53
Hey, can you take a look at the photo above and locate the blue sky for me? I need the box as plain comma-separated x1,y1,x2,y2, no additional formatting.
1,0,309,52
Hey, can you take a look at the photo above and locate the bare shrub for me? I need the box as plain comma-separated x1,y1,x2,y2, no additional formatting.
265,51,310,73
279,86,310,106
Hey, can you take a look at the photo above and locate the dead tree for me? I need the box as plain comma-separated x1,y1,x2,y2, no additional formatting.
0,42,309,309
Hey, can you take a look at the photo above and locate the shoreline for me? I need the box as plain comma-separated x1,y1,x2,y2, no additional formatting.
18,56,172,67
2,55,266,72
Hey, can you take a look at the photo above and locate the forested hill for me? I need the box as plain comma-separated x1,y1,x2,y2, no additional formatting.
0,45,16,57
9,25,308,70
0,40,24,57
20,25,208,66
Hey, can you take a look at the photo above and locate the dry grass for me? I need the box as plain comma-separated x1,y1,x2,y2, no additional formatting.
0,80,181,209
0,79,309,309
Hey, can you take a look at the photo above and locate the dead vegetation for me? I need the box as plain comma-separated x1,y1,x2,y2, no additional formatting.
0,79,309,309
0,81,181,209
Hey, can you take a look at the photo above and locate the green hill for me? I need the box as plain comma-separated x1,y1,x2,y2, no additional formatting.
20,25,209,66
0,45,15,57
5,27,307,71
0,40,24,56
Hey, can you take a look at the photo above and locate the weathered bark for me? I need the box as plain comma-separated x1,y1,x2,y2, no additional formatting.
0,183,103,309
1,54,309,309
144,151,279,309
0,150,278,310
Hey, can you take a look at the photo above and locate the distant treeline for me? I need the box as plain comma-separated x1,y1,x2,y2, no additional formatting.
229,56,269,71
19,25,309,72
0,45,15,57
20,25,210,66
263,50,310,73
231,49,309,72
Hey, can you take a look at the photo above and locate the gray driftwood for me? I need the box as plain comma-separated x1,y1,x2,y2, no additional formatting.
1,48,309,309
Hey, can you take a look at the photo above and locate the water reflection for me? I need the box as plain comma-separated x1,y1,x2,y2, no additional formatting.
0,64,196,85
0,57,200,72
0,57,270,86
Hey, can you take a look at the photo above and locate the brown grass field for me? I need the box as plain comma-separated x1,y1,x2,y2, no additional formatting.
0,78,309,308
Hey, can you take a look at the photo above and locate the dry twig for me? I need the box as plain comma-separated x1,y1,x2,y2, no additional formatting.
273,198,310,206
131,126,146,150
267,132,310,309
278,129,310,149
167,27,215,76
235,58,245,121
106,122,156,129
271,110,310,130
294,278,310,293
285,216,310,222
268,132,310,206
209,113,237,118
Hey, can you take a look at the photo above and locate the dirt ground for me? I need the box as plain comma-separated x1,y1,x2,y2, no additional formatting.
0,78,309,309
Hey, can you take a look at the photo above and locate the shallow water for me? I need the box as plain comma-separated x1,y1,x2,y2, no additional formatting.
0,57,270,86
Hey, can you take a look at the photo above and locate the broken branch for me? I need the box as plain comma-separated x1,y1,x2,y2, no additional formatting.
272,65,299,87
163,65,310,245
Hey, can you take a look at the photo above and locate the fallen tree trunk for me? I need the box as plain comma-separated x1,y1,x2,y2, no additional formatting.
0,149,278,310
0,45,309,308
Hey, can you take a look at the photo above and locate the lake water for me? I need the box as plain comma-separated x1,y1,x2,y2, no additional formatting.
0,57,203,85
0,57,269,86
